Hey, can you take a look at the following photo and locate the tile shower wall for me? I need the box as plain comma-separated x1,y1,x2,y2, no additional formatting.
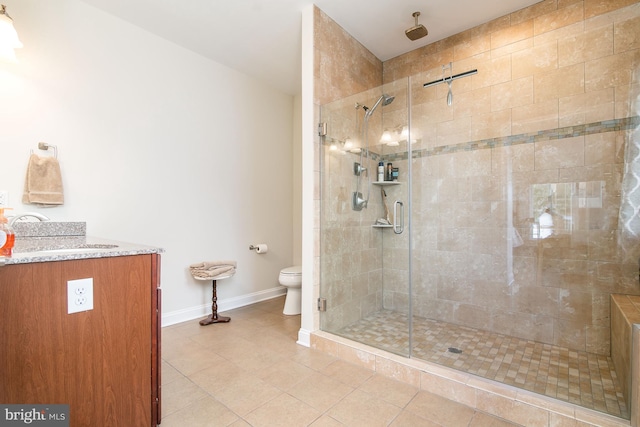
315,6,387,333
380,0,640,355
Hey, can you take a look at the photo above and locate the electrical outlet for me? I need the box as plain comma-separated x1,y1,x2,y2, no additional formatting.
67,278,94,314
0,190,8,207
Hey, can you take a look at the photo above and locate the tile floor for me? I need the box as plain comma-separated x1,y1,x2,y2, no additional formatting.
161,296,521,426
335,310,629,419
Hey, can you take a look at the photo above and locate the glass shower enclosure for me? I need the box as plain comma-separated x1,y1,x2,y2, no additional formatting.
319,77,413,357
318,72,638,420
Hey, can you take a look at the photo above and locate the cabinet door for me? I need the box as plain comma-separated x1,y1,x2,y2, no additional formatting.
0,255,154,426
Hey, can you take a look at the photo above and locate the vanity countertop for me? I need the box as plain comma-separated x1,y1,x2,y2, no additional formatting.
3,236,163,266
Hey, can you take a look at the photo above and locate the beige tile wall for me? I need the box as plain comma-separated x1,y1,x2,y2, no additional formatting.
610,294,640,413
379,1,640,355
315,6,388,334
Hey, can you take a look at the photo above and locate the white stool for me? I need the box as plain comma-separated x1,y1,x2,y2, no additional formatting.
193,273,233,325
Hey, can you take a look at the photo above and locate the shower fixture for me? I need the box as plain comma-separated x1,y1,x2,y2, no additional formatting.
405,12,428,41
352,94,395,211
423,65,478,106
364,94,395,119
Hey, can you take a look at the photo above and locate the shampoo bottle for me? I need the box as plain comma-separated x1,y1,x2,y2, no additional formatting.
0,208,15,257
377,162,384,181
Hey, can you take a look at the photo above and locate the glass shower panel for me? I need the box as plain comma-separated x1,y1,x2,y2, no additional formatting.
319,79,412,357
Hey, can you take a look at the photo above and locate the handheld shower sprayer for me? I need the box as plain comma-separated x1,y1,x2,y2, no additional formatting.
352,93,395,211
364,94,395,119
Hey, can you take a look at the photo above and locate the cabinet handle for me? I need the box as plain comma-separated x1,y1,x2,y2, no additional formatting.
393,201,404,234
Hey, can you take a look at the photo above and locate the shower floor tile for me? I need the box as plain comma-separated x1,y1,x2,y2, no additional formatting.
335,310,629,419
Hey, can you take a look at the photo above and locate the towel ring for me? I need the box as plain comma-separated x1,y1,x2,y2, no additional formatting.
32,142,58,158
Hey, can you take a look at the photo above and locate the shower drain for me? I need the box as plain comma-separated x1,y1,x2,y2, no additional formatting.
447,347,463,354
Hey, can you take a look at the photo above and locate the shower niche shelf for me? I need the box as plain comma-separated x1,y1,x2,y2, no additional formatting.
373,181,401,186
372,181,402,229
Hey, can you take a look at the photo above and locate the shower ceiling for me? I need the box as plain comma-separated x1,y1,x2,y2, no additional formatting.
78,0,543,95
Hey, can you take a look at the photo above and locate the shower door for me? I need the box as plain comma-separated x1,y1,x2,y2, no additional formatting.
318,78,413,357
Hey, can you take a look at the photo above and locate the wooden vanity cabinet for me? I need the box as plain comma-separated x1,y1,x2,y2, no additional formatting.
0,254,161,427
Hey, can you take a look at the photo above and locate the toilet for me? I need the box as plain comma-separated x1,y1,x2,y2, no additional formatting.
279,265,302,315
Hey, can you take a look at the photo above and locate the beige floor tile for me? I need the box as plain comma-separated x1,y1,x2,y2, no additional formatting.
469,411,520,426
161,376,209,417
161,359,184,385
189,359,248,392
327,389,403,427
244,393,321,427
357,374,419,408
210,336,284,372
406,391,475,426
309,415,346,426
240,327,303,357
189,321,257,347
161,296,527,426
210,374,281,416
291,347,338,371
389,411,441,426
320,359,375,387
163,340,227,377
159,395,239,427
163,320,204,339
288,372,354,412
258,358,317,391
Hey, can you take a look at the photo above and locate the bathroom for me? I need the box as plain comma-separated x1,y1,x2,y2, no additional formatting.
305,1,640,425
1,0,639,425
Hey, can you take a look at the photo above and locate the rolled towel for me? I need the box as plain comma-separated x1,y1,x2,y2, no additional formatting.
189,260,237,280
22,154,64,205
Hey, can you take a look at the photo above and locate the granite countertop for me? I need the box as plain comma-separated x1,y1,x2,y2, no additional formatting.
5,236,163,265
1,221,163,266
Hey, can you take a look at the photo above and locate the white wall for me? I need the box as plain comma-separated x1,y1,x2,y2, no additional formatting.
0,0,295,325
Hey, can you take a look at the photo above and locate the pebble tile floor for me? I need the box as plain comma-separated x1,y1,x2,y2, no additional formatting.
335,310,629,420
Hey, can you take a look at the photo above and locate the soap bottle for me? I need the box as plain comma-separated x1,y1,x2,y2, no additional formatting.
377,162,384,182
0,208,15,257
386,162,393,181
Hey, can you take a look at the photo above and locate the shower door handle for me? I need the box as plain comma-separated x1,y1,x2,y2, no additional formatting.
393,201,404,234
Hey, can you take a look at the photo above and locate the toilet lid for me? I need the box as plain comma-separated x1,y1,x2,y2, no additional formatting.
281,265,302,275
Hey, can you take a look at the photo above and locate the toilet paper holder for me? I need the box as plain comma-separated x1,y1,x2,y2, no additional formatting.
249,244,268,254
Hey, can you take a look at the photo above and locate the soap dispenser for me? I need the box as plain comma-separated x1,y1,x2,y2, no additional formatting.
0,208,15,257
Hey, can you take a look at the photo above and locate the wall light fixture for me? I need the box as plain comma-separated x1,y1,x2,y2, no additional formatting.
0,4,23,62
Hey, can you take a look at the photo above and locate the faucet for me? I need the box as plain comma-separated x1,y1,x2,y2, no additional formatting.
9,212,50,227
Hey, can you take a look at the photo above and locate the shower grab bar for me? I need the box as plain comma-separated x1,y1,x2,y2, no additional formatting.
393,201,404,234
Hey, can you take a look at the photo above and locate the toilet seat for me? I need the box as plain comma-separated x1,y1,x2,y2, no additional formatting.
279,266,302,287
280,266,302,276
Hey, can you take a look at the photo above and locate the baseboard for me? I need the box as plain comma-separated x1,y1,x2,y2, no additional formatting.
162,286,286,327
297,328,311,347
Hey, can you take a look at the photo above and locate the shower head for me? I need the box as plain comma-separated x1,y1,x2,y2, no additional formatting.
405,12,428,41
364,94,395,119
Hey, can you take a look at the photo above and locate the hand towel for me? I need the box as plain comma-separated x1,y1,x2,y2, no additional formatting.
22,154,64,205
189,260,237,280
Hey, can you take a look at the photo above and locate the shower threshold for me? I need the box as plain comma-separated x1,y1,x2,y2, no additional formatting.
334,309,629,420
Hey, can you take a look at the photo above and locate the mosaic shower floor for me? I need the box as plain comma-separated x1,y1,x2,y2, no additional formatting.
335,310,629,419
